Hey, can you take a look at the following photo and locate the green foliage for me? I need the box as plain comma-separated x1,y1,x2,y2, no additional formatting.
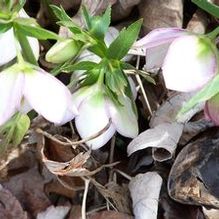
63,61,98,72
192,0,219,18
14,18,60,40
0,22,12,33
107,19,142,60
0,113,30,154
178,74,219,115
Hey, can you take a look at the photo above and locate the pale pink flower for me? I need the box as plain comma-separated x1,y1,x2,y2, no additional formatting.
0,9,39,66
72,84,138,149
133,28,218,92
0,63,77,125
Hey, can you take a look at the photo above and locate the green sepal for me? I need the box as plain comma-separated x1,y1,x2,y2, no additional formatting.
107,19,142,60
0,113,30,155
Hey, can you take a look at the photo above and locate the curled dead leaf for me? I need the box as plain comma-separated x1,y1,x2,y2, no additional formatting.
129,172,163,219
127,122,183,162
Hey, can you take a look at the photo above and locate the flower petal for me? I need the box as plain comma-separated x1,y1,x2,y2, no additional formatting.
0,29,17,66
128,77,137,100
204,93,219,125
75,92,116,149
107,96,138,138
133,28,188,49
24,67,77,124
27,36,40,60
0,66,24,125
162,35,217,92
145,43,170,71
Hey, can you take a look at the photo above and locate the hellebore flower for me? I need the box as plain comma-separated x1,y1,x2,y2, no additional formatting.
72,84,138,149
205,93,219,125
0,9,39,66
133,28,218,92
0,63,77,125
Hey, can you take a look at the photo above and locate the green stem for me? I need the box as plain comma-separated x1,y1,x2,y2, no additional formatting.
206,26,219,40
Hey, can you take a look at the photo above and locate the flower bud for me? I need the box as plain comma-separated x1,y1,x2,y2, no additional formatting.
46,39,81,64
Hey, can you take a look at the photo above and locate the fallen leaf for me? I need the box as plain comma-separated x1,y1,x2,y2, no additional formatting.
149,92,203,127
37,205,70,219
202,207,219,219
127,123,183,162
138,0,183,33
168,128,219,208
88,210,133,219
129,172,162,219
0,184,28,219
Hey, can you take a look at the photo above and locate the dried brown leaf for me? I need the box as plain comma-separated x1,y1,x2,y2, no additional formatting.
0,184,27,219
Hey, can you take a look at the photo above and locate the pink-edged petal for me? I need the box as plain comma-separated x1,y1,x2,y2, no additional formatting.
145,43,170,71
107,96,138,138
0,28,17,65
24,67,77,125
0,66,24,125
133,28,189,49
75,92,116,149
204,94,219,125
162,35,217,92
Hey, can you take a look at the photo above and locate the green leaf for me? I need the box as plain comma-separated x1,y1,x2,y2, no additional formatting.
107,19,142,60
90,7,111,39
0,22,12,33
57,20,82,34
14,18,61,40
50,4,72,22
12,0,26,13
105,68,127,95
80,69,100,86
81,5,92,30
0,113,30,155
63,61,98,72
192,0,219,18
178,74,219,115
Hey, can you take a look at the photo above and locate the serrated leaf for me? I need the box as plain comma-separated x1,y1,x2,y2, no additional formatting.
90,7,111,39
107,19,142,60
14,18,60,40
192,0,219,18
178,74,219,116
81,5,92,30
50,4,72,22
63,61,98,72
0,113,30,154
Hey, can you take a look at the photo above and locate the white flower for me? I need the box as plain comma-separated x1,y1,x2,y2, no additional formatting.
0,63,77,125
0,9,39,66
133,28,218,92
72,84,138,149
